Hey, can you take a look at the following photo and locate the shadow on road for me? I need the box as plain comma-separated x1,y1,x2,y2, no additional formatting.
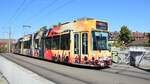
12,53,110,70
134,66,150,73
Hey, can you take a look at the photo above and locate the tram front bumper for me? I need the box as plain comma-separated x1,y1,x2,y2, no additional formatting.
98,57,112,67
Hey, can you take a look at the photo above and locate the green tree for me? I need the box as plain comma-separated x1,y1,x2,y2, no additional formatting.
112,40,125,48
119,25,132,46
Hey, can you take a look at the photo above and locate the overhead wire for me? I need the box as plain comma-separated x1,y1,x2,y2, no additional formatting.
10,0,36,25
3,0,75,37
1,0,26,39
24,0,75,24
47,0,74,15
6,0,26,26
6,0,37,39
23,0,59,23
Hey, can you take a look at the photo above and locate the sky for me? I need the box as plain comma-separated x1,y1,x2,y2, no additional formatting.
0,0,150,39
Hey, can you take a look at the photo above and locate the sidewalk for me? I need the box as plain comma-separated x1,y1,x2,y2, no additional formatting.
0,73,8,84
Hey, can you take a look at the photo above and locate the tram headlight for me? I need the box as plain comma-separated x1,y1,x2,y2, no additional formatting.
99,56,112,61
103,57,108,61
98,57,103,61
108,56,112,60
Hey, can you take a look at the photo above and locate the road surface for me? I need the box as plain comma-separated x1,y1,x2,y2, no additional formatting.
0,53,150,84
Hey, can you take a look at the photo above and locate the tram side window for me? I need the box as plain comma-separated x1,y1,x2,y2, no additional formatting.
45,37,52,49
46,37,59,50
35,39,39,49
16,42,21,49
45,34,70,50
82,33,88,54
24,40,31,49
74,34,79,54
51,36,59,50
61,34,70,50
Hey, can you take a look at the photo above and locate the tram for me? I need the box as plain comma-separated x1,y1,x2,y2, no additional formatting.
14,18,112,67
44,18,112,67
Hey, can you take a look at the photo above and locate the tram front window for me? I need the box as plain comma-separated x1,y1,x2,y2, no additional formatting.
92,31,108,50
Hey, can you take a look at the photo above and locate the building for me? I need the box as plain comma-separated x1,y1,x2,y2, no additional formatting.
130,32,149,46
109,31,119,41
0,39,16,52
109,31,150,67
109,31,149,46
132,32,148,41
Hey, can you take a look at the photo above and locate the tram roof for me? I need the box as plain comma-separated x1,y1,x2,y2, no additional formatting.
46,18,108,37
21,34,32,41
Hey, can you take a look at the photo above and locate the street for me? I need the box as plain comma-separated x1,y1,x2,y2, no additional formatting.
0,53,150,84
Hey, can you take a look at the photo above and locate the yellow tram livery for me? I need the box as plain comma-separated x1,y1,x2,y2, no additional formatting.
44,18,112,67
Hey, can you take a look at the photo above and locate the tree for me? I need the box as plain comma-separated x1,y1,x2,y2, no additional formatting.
119,25,132,46
112,40,125,48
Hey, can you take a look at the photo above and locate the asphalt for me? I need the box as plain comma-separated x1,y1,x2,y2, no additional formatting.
0,53,150,84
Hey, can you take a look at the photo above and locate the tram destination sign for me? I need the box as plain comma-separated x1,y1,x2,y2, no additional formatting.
96,21,108,30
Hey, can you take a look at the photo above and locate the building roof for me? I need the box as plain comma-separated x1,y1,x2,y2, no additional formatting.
109,31,119,41
128,40,146,46
109,31,149,46
0,39,16,44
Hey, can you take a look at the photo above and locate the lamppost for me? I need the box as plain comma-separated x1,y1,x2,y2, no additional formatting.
8,27,11,53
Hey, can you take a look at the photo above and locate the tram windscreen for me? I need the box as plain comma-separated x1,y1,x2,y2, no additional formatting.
92,31,108,50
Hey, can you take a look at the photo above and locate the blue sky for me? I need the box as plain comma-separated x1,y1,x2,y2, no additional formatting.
0,0,150,39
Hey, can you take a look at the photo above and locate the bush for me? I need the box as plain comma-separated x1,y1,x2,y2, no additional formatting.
0,46,8,53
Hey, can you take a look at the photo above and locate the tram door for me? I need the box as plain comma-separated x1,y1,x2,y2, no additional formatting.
74,32,88,63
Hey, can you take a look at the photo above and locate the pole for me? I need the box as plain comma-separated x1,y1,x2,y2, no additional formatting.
8,27,11,53
23,25,31,35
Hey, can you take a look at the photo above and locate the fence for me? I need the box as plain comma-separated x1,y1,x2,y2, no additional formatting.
111,47,150,67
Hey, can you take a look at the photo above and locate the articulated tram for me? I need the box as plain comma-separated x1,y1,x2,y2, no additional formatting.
14,18,112,67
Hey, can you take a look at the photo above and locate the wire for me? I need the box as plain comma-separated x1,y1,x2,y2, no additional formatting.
24,0,75,24
11,0,36,25
3,0,36,39
48,0,74,15
1,0,26,33
23,0,59,23
7,0,26,25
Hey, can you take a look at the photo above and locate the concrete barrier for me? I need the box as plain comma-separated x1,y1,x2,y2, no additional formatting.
0,56,55,84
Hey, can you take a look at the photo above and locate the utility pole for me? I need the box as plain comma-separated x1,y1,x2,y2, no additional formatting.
8,27,11,53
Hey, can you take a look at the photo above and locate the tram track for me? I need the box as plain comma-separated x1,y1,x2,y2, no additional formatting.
1,53,150,84
101,68,150,81
107,66,150,76
0,53,91,84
